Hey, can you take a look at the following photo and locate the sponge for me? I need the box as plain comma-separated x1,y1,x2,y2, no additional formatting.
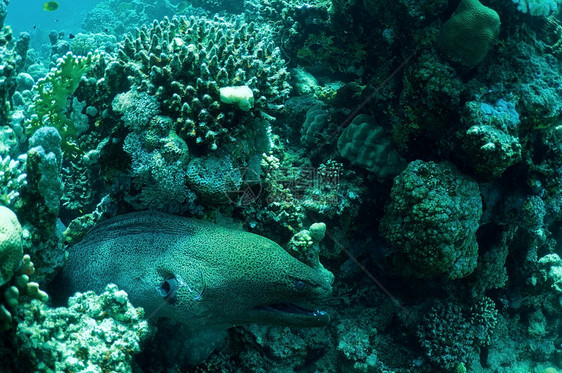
219,86,254,111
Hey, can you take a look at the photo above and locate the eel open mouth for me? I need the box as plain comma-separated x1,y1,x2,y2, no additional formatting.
255,303,330,327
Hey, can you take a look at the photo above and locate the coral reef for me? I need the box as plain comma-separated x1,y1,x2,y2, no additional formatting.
512,0,561,16
458,99,522,178
380,160,482,279
1,0,562,371
16,284,150,372
0,253,48,331
0,155,26,210
0,25,30,126
82,0,181,36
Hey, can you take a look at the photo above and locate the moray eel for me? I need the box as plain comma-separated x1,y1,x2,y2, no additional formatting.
58,211,332,329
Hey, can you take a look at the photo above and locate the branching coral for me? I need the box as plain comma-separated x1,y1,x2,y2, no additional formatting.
116,15,290,150
417,297,498,370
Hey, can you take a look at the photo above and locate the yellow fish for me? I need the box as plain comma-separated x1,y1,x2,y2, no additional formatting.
176,1,188,13
43,1,59,11
117,1,133,11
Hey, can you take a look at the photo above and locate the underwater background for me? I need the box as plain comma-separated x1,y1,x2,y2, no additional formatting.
0,0,562,372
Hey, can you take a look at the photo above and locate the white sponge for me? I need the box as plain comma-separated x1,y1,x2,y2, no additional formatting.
219,86,254,111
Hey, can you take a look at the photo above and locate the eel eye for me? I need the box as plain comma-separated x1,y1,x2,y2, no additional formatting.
294,280,307,291
156,277,180,303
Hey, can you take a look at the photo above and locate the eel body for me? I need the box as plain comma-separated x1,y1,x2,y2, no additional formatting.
58,211,332,329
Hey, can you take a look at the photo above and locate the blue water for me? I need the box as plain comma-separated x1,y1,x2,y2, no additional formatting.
6,0,100,34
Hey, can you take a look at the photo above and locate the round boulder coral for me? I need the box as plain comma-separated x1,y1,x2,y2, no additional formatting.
438,0,500,67
380,160,482,279
0,206,23,286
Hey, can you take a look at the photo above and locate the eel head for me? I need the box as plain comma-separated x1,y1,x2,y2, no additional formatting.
153,229,333,329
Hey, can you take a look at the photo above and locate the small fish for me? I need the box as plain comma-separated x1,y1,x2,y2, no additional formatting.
43,1,59,11
33,24,36,29
117,1,133,11
69,33,75,39
176,1,188,13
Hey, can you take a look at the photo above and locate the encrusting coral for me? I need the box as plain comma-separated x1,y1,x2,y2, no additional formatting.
380,160,482,279
16,284,150,372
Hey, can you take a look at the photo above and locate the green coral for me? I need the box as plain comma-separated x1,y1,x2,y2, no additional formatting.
295,31,367,72
380,160,482,279
395,53,462,148
300,160,364,220
191,0,244,13
438,0,500,67
288,222,333,286
25,52,96,158
0,207,48,331
185,155,242,204
70,32,118,56
300,104,331,148
335,309,379,372
82,0,178,36
0,253,48,331
0,25,29,125
122,113,199,214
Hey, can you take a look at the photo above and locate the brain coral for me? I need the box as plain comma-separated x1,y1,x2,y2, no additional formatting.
380,160,482,279
0,206,23,286
337,114,406,181
116,15,290,150
438,0,500,67
301,104,330,148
